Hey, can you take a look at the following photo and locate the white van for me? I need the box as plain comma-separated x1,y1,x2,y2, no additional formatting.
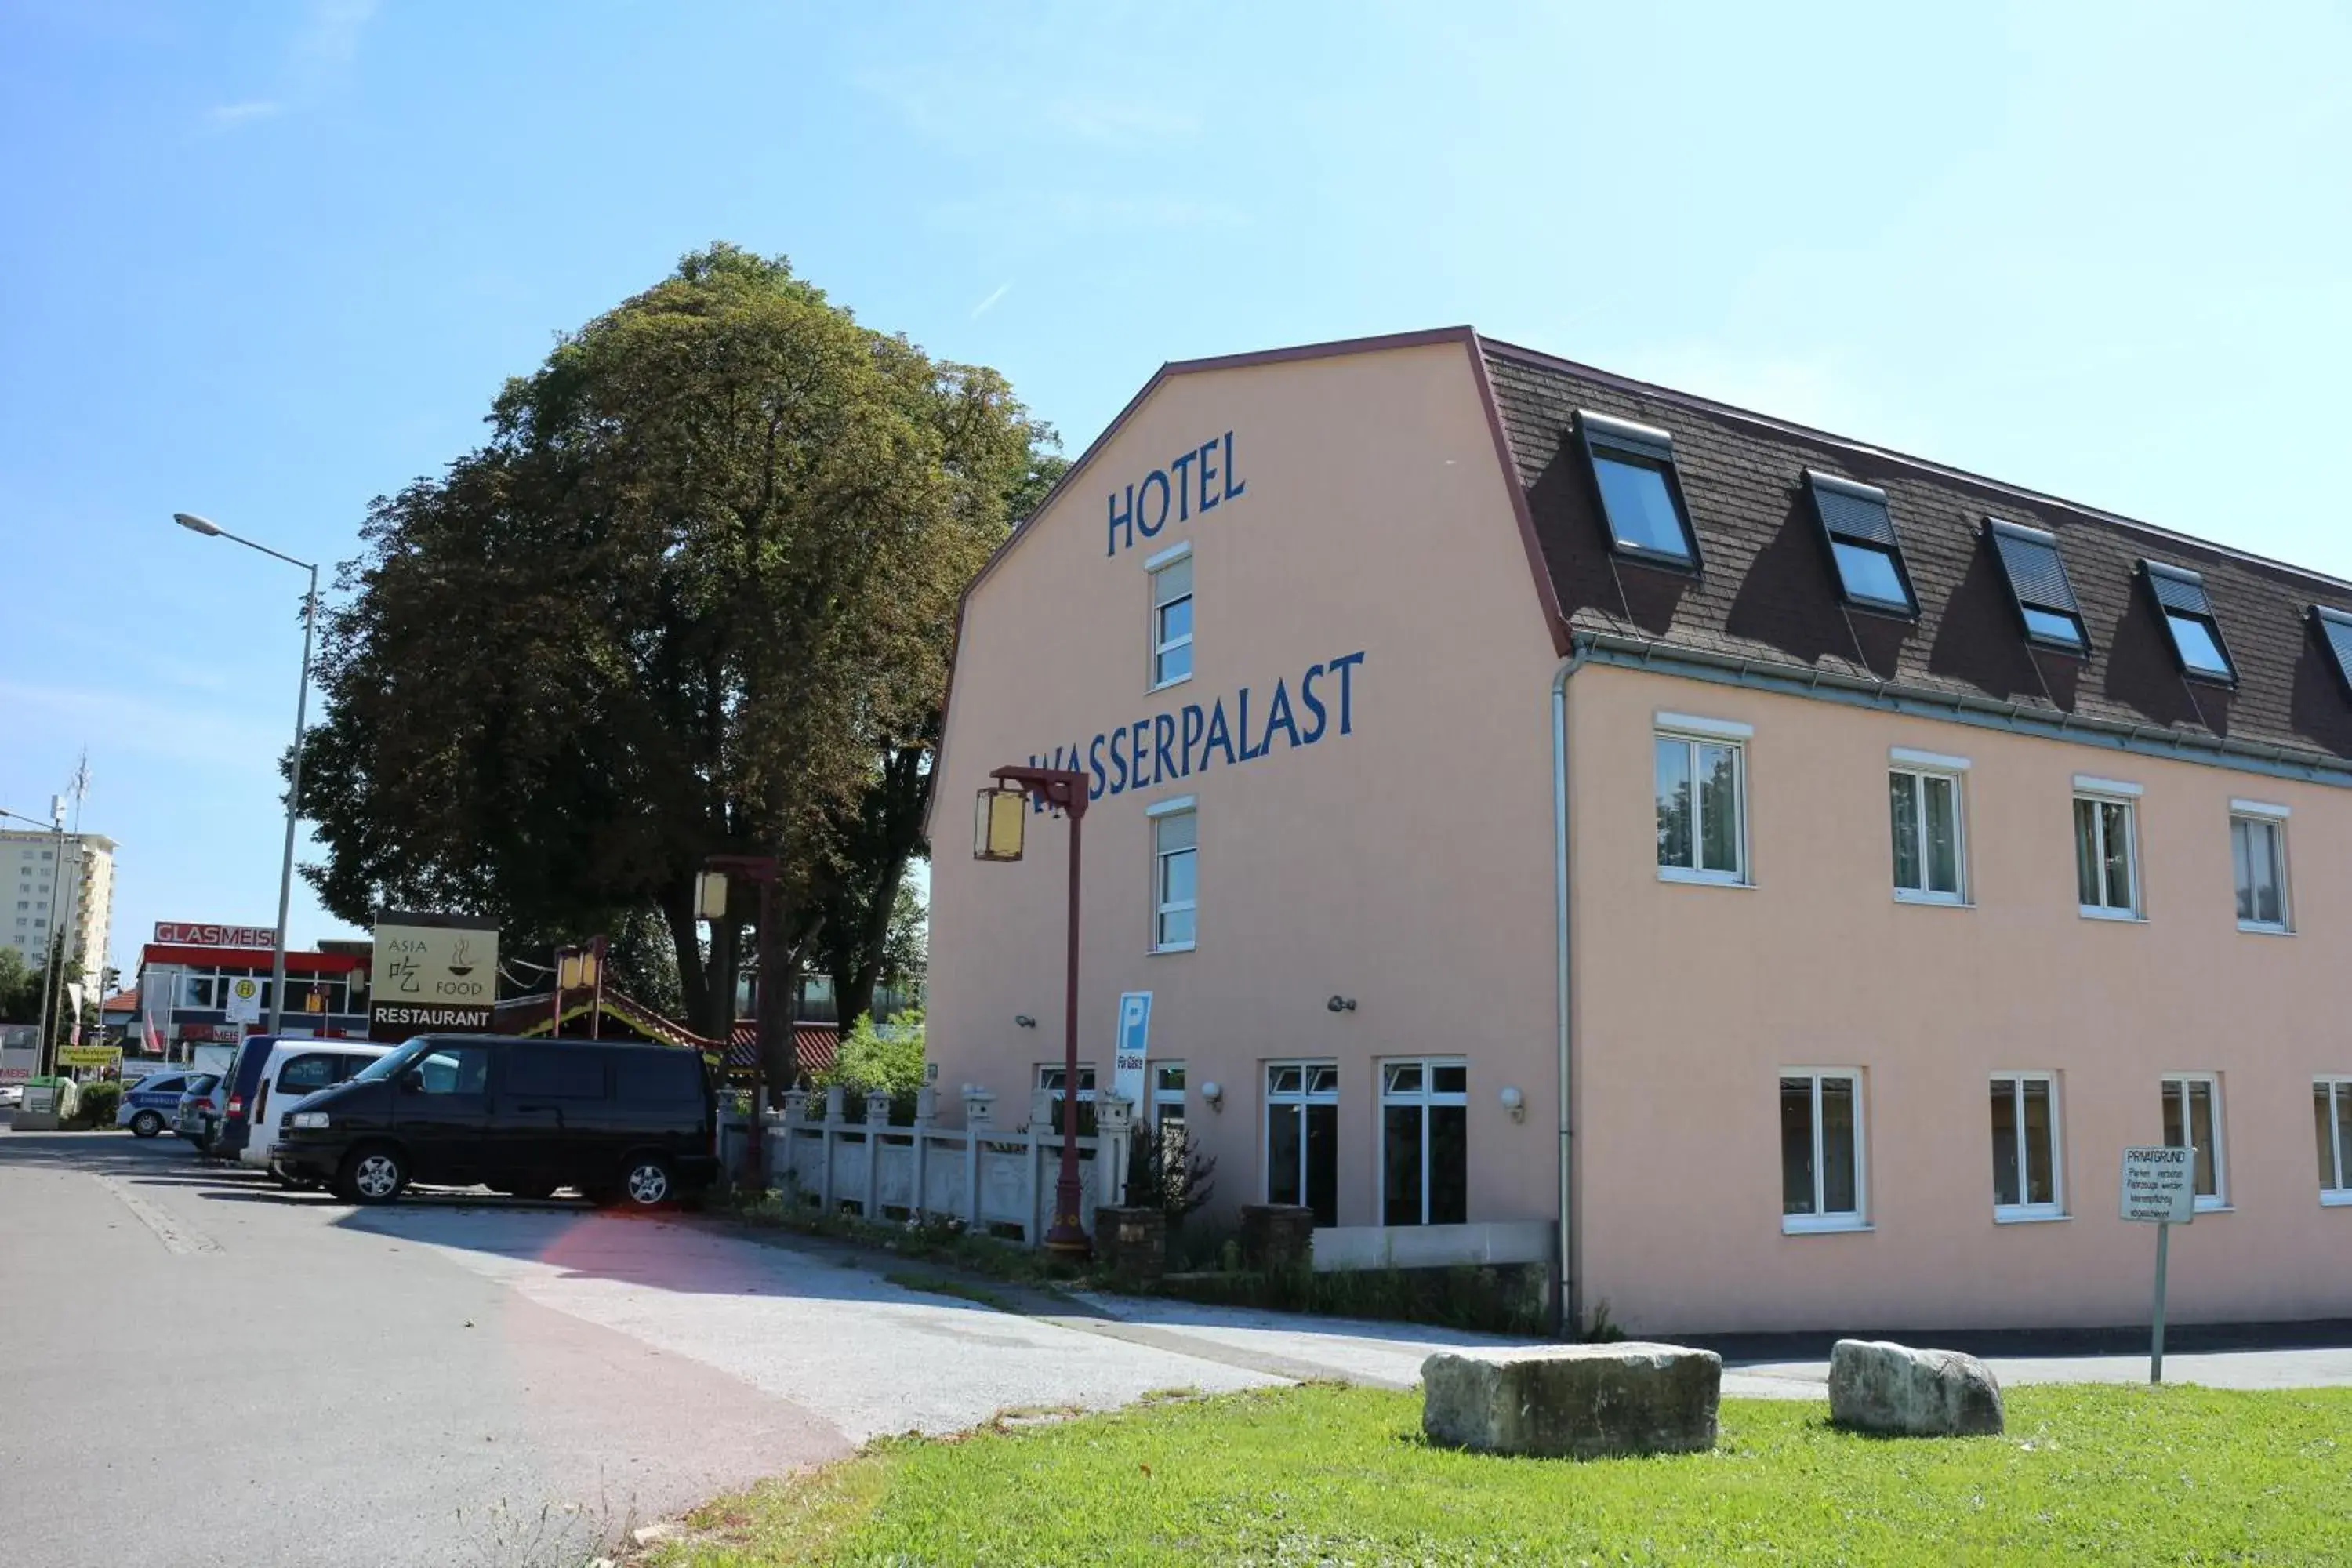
240,1041,393,1183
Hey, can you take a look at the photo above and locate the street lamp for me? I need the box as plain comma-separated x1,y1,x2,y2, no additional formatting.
973,764,1092,1258
172,513,318,1038
699,855,783,1185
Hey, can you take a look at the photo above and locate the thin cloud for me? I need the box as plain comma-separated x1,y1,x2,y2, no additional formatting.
206,0,377,129
208,100,285,126
970,281,1013,319
852,64,1194,151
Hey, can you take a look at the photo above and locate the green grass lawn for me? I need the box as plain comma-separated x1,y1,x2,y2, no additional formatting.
648,1381,2352,1566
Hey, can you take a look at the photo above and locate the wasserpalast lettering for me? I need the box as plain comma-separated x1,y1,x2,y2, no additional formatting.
1106,430,1245,557
1029,652,1364,802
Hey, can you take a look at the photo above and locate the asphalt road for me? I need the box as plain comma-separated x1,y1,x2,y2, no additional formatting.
0,1128,1275,1568
11,1127,2352,1566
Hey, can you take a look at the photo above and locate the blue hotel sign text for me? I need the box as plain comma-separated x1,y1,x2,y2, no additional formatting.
1032,652,1364,804
1107,430,1244,557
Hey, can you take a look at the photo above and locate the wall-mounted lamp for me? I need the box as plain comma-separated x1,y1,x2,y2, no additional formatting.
1499,1085,1526,1123
1326,995,1356,1013
1200,1080,1224,1110
1014,1014,1036,1029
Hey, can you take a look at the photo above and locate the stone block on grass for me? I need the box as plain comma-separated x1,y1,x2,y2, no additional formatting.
1420,1343,1722,1459
1828,1339,2005,1437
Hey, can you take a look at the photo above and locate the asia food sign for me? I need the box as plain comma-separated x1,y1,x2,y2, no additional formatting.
368,912,499,1041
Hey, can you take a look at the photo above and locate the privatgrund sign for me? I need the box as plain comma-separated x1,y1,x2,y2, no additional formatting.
368,911,499,1041
1025,652,1364,804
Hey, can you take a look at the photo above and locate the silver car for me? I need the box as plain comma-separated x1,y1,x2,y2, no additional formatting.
176,1073,225,1150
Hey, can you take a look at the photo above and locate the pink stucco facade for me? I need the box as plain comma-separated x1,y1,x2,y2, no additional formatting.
928,332,2352,1334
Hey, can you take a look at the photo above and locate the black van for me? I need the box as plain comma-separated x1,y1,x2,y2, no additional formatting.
272,1034,720,1208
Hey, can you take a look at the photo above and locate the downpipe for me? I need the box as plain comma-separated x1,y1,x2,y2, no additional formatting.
1550,641,1588,1338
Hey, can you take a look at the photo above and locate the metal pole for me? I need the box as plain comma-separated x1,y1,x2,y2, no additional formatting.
2151,1221,2171,1384
750,880,771,1187
1044,806,1089,1256
266,565,318,1036
33,804,65,1076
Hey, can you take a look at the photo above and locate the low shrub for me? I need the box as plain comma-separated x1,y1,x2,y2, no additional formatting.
68,1079,119,1129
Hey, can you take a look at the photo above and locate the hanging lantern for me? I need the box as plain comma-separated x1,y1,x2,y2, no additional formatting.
975,783,1029,862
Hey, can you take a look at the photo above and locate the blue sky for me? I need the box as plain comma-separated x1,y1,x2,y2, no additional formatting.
2,0,2347,982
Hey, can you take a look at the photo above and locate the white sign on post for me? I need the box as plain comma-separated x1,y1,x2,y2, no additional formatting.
223,977,263,1026
2120,1144,2196,1384
1110,992,1152,1106
2119,1145,2197,1225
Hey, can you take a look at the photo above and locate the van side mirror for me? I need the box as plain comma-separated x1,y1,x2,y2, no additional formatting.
397,1069,423,1093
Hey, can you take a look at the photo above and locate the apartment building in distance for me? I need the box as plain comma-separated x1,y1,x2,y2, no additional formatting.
926,328,2352,1336
3,829,116,993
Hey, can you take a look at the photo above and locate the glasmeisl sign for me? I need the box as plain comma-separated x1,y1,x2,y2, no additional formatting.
368,911,499,1041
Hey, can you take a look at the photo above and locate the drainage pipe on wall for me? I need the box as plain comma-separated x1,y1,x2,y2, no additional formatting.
1549,641,1590,1338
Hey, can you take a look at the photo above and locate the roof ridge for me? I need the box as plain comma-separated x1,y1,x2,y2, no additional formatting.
1478,336,2352,597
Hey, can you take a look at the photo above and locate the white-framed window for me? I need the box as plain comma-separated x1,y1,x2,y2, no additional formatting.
2073,779,2141,918
1379,1058,1468,1227
1990,1073,2063,1221
1780,1069,1865,1233
1036,1062,1097,1131
1147,543,1192,689
2161,1073,2227,1210
2230,804,2289,933
1265,1059,1338,1226
2315,1079,2352,1207
1889,751,1966,903
1150,1061,1187,1142
1150,800,1196,953
1656,717,1748,884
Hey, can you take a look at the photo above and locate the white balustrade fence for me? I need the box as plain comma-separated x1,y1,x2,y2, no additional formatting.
760,1084,1135,1244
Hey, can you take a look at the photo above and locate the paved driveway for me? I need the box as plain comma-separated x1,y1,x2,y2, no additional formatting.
9,1128,2351,1566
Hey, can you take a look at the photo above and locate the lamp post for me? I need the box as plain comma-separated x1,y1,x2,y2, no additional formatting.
172,514,317,1038
974,764,1092,1258
699,855,782,1185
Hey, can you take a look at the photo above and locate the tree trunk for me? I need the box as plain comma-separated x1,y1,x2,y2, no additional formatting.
832,845,909,1028
661,888,710,1036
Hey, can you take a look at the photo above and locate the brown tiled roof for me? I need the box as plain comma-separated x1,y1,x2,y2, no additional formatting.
1481,339,2352,769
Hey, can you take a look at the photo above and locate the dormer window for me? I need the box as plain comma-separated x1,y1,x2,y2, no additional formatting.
2313,605,2352,699
2143,561,2236,684
1987,518,2089,652
1806,471,1916,616
1576,411,1700,568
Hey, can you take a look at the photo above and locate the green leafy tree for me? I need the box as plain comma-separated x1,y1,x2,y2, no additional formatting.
300,246,1046,1091
0,946,37,1024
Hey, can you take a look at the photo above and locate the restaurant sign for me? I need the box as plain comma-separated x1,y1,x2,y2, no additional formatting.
368,911,499,1041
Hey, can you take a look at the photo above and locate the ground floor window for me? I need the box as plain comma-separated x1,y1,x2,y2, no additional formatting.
1780,1070,1864,1232
1990,1073,2063,1220
1036,1063,1097,1134
1265,1060,1338,1226
1151,1061,1186,1145
2314,1079,2352,1205
2161,1073,2226,1209
1380,1058,1466,1226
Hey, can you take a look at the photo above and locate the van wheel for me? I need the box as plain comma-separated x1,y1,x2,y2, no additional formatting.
338,1145,408,1205
131,1111,165,1138
615,1156,673,1210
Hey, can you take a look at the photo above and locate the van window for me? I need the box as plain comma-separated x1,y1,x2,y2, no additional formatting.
509,1046,606,1099
413,1045,490,1096
614,1051,702,1104
276,1054,343,1094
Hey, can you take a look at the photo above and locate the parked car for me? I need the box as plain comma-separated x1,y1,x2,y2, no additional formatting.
116,1072,196,1138
274,1034,719,1208
240,1041,394,1184
174,1074,223,1147
0,1083,21,1111
212,1036,291,1163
